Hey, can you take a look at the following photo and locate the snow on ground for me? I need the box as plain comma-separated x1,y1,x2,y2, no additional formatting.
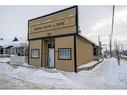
78,60,97,69
121,55,127,59
121,55,127,58
9,67,77,89
0,58,77,89
0,57,10,63
0,57,127,89
0,73,47,89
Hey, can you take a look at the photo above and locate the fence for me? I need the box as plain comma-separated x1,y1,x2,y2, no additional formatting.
11,55,25,65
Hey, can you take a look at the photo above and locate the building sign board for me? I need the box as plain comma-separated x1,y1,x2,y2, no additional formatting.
34,22,64,31
28,6,77,39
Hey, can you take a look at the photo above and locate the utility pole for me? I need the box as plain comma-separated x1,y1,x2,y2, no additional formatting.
98,35,102,57
110,5,115,57
98,35,101,47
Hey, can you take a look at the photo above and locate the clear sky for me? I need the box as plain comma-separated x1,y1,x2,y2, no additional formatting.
0,5,127,49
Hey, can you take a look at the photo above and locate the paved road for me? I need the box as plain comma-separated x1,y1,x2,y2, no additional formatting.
0,73,50,89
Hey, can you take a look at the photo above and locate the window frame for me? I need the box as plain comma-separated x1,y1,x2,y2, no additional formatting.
58,48,72,60
31,49,40,59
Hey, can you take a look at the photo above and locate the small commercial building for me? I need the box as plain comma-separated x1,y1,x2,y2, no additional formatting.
28,6,98,72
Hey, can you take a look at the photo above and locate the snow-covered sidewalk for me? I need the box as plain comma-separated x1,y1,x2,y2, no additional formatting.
77,58,104,71
0,57,127,89
66,58,127,89
0,72,48,89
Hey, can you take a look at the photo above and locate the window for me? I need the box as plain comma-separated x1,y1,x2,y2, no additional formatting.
31,49,39,59
93,47,97,56
58,48,71,60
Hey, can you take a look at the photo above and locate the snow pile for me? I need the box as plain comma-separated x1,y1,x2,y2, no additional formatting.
0,57,127,89
27,70,77,88
11,67,34,79
0,65,77,89
0,58,11,63
63,58,127,89
11,55,25,65
0,63,14,73
114,59,127,86
78,61,97,69
121,55,127,58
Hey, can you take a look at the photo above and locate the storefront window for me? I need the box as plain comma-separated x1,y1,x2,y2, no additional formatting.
58,48,71,60
31,49,39,59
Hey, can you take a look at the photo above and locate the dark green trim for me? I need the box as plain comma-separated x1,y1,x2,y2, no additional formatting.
28,20,29,65
54,39,56,68
41,40,43,67
28,33,76,41
31,49,40,59
74,35,77,73
28,42,30,65
75,6,79,34
73,6,78,73
58,48,72,60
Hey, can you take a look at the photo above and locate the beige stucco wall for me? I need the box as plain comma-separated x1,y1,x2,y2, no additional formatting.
28,7,76,39
29,35,95,71
55,36,74,72
29,7,76,28
76,36,94,67
29,40,42,67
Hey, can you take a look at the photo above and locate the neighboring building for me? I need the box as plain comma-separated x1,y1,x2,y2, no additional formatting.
10,43,28,56
0,38,28,56
0,46,3,54
94,45,103,57
28,6,100,72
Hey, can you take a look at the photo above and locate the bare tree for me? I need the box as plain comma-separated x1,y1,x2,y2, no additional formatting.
114,39,121,66
109,34,113,57
12,37,18,42
0,38,3,40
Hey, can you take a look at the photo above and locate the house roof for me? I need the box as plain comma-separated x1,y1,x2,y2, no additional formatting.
77,34,96,45
0,38,28,48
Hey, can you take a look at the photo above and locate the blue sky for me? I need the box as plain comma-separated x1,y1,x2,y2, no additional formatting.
0,5,127,49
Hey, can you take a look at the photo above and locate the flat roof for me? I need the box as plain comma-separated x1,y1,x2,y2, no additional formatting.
77,34,95,45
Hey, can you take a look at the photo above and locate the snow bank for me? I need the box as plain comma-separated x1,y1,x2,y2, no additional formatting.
2,65,77,89
27,70,76,88
0,63,14,73
121,55,127,58
11,55,25,65
0,58,11,63
78,61,97,69
0,57,127,89
11,67,35,78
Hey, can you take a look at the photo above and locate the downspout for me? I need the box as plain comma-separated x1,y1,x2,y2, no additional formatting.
74,6,78,73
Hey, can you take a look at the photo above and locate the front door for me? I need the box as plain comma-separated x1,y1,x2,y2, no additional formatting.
48,48,54,67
